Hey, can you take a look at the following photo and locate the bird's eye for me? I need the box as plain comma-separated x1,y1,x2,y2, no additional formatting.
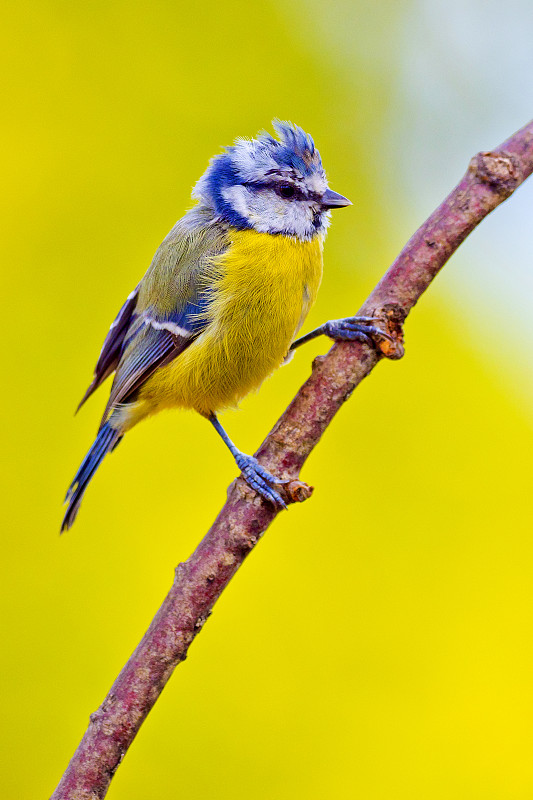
279,184,295,198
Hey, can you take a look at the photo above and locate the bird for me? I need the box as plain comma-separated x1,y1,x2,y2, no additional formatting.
62,120,390,531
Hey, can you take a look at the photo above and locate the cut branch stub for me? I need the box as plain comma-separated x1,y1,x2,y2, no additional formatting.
469,150,524,196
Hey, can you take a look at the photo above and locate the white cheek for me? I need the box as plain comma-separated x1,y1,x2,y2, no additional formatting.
221,185,254,222
280,203,313,237
222,186,322,240
240,193,281,228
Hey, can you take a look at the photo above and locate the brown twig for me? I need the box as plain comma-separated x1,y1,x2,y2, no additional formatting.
51,120,533,800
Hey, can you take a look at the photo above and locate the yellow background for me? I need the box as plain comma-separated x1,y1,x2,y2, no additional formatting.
2,1,533,797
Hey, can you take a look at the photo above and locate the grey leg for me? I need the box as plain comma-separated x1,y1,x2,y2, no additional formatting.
208,413,287,509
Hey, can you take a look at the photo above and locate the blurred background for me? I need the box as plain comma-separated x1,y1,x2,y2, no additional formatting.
2,1,533,797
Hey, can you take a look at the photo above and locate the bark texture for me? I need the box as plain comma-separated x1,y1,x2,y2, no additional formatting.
51,120,533,800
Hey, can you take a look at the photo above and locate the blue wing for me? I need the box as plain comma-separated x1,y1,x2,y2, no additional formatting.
77,285,141,411
77,209,229,429
97,318,192,428
96,212,230,428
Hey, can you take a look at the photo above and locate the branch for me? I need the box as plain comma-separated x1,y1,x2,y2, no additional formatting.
51,120,533,800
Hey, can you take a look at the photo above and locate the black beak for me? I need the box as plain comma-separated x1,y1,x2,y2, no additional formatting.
321,188,352,209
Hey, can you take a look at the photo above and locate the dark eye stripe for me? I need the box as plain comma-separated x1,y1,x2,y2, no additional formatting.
242,180,316,202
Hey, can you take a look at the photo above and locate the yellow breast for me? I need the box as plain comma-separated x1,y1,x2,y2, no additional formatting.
141,228,323,416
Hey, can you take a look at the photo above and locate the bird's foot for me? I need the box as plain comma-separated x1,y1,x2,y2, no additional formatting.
234,452,288,509
323,316,395,349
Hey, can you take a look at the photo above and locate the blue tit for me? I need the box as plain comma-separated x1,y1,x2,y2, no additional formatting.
62,120,384,531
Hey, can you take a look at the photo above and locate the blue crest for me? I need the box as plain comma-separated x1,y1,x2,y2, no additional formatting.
258,120,321,177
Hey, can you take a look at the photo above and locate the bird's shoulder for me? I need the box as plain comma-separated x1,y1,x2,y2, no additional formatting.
137,206,231,314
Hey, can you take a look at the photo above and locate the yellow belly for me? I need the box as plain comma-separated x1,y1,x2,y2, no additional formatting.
139,229,323,416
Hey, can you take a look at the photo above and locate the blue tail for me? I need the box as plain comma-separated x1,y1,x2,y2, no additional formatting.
62,421,122,532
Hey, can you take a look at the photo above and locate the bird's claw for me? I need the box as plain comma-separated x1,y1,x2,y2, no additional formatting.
323,316,394,348
234,453,288,509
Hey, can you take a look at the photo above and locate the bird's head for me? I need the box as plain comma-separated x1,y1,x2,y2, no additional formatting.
192,120,351,241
